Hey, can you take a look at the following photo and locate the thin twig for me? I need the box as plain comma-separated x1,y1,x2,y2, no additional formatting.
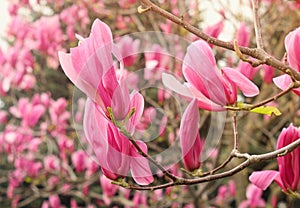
251,0,264,49
232,112,238,149
125,138,300,190
138,0,300,81
121,130,181,182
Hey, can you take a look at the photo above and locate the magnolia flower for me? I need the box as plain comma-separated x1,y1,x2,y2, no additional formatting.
59,19,153,185
59,19,130,120
180,99,203,171
163,40,259,111
249,124,300,195
273,27,300,96
236,22,250,47
84,99,153,185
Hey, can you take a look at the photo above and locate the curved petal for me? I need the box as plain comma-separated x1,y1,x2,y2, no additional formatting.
285,27,300,71
273,74,292,91
188,84,225,111
111,79,130,120
130,141,154,185
162,73,193,97
222,67,259,97
83,99,108,168
180,99,202,171
183,40,226,105
249,170,280,190
126,91,144,134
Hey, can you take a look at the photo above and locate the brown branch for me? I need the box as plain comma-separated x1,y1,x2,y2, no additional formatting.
125,138,300,190
138,0,300,81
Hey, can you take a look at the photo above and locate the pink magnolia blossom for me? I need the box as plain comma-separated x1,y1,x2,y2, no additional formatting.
180,99,203,171
0,111,7,124
59,19,131,120
59,19,153,184
215,180,236,205
118,0,137,8
239,184,266,208
115,36,140,67
163,40,259,111
236,22,250,47
9,98,46,127
144,44,170,82
261,65,274,84
84,99,153,185
44,155,60,172
249,124,300,194
71,150,87,173
237,60,259,80
204,19,224,47
273,27,300,96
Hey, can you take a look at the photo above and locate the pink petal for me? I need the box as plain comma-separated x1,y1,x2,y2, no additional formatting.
111,79,130,120
236,22,250,47
285,27,300,71
273,74,292,91
188,84,225,111
130,141,154,185
183,40,226,105
83,99,108,168
222,67,259,97
126,91,144,134
180,99,202,171
106,123,131,176
162,73,193,98
249,170,280,190
28,105,46,127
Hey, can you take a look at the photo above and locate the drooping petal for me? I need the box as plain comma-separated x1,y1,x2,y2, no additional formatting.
83,99,108,168
106,123,131,177
222,67,259,97
249,170,281,190
180,99,202,171
130,141,154,185
183,40,226,105
237,61,259,80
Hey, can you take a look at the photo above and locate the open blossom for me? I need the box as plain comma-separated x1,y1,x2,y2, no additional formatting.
249,124,300,194
273,26,300,96
163,40,259,111
180,99,203,171
59,19,153,185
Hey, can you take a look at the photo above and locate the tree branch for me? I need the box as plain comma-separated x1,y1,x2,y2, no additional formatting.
138,0,300,81
124,138,300,190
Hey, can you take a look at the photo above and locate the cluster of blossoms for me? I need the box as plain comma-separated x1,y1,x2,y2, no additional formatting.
1,0,300,207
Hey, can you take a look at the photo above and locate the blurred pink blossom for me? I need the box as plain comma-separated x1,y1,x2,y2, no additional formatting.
239,184,266,208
